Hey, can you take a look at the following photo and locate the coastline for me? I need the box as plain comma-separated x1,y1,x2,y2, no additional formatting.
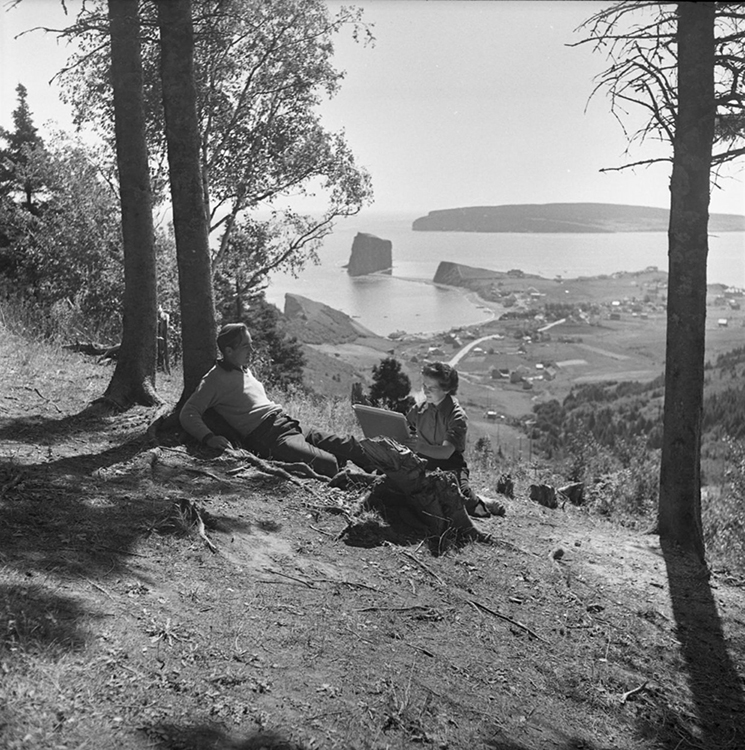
267,228,744,336
382,277,504,339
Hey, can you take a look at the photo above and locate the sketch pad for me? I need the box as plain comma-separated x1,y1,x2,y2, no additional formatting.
352,404,411,443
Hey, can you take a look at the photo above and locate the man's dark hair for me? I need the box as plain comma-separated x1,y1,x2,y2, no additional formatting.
422,361,459,394
217,323,249,355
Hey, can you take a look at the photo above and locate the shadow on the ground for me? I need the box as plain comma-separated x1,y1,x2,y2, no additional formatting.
486,742,606,750
142,724,309,749
0,433,174,589
644,540,745,749
0,429,285,657
0,583,90,654
0,407,113,445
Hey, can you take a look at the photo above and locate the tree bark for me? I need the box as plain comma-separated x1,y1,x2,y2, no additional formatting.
658,2,715,563
103,0,160,409
157,0,216,401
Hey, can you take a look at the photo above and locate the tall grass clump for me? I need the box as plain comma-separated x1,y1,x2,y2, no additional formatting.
277,386,360,438
561,434,659,528
469,436,536,492
0,289,117,345
703,438,745,577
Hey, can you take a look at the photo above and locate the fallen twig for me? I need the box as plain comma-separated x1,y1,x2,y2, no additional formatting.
262,568,315,588
30,387,64,414
179,499,217,553
184,467,229,483
386,544,446,586
194,513,217,553
467,599,548,642
262,568,378,592
309,524,335,537
356,605,434,613
84,577,114,600
620,681,648,704
315,577,380,592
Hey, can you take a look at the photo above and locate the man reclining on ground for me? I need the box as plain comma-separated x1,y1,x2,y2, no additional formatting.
179,323,373,478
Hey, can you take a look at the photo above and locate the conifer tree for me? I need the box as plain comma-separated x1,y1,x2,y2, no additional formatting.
369,358,413,414
0,83,45,211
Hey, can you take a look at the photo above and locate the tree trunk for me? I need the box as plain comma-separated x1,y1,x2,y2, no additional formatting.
658,2,715,563
157,0,216,401
103,0,160,409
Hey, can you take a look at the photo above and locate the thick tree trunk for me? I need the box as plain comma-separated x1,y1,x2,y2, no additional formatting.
658,2,715,563
157,0,216,401
103,0,160,409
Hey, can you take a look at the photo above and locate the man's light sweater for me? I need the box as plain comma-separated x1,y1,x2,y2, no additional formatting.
179,362,281,442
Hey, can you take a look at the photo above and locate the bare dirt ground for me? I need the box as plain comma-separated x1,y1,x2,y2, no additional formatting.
2,339,745,749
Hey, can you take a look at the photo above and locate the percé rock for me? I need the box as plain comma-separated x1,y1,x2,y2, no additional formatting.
347,232,393,276
413,203,745,233
283,293,380,345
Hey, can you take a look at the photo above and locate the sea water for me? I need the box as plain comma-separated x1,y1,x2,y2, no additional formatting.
265,214,745,337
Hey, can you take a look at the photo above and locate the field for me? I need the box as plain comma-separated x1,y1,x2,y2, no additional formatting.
2,325,745,750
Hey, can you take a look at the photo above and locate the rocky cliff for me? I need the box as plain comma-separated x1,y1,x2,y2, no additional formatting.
347,233,393,276
433,261,507,286
283,293,381,345
413,203,745,233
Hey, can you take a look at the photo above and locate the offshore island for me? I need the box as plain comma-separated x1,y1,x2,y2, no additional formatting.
412,202,745,233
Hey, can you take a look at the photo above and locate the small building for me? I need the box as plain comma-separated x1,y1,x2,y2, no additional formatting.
717,318,729,328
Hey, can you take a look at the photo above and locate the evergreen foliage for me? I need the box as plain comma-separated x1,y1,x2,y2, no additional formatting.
0,132,124,341
0,84,45,211
368,357,414,414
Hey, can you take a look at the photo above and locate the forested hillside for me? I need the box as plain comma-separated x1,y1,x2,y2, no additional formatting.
527,346,745,484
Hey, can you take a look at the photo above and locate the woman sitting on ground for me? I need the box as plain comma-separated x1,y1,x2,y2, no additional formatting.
406,361,503,518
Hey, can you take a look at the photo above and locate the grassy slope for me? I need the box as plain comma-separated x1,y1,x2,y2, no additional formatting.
1,330,745,749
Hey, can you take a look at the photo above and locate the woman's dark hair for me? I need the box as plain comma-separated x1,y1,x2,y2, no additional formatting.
421,361,459,395
217,323,249,355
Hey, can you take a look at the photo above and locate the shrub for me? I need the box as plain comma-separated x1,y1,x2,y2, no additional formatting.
563,434,659,527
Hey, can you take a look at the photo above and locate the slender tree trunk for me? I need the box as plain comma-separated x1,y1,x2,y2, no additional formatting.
658,2,715,563
103,0,160,409
157,0,217,400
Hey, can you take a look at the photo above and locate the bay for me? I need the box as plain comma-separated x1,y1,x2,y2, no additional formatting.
265,213,745,337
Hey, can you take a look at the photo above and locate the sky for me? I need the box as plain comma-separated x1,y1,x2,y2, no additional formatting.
2,0,744,218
